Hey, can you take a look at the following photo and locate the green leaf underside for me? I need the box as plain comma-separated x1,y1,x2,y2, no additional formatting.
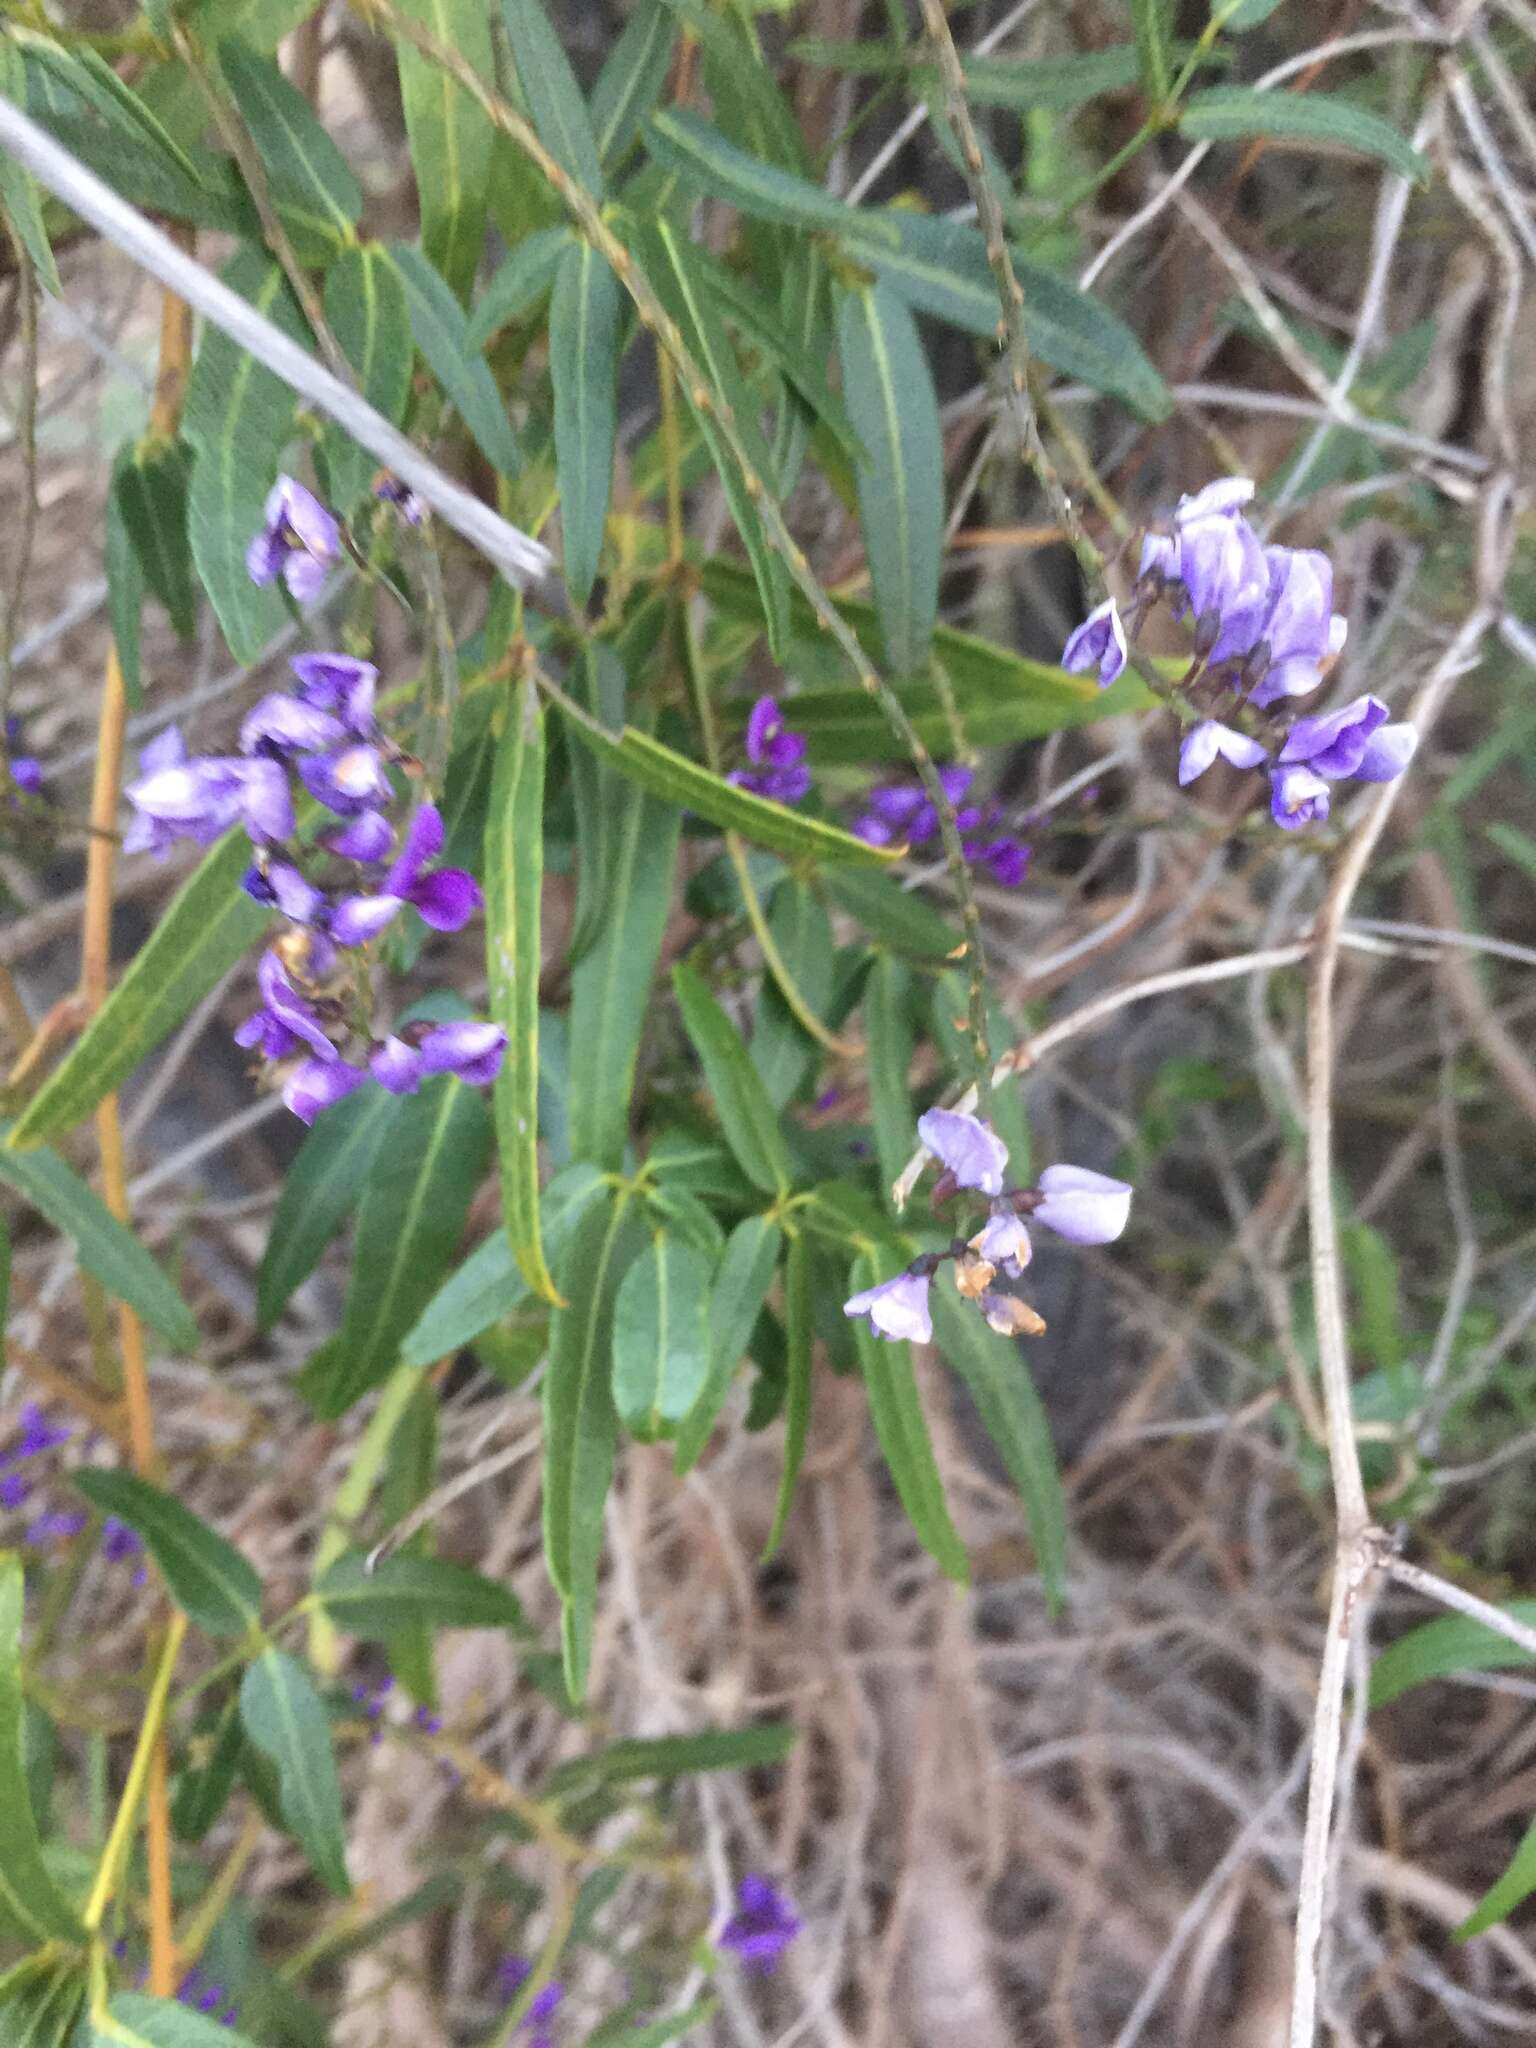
590,0,675,169
468,226,571,348
1179,87,1430,185
73,1470,261,1635
0,1556,84,1942
113,439,196,638
315,1551,527,1635
672,964,791,1196
217,38,361,248
240,1650,350,1894
674,1213,782,1475
9,830,270,1148
612,1234,713,1440
550,241,623,605
322,243,413,510
388,242,523,477
501,0,604,195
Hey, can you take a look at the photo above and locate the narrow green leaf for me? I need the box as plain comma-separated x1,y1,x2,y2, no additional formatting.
547,1722,795,1795
240,1649,350,1894
315,1551,528,1635
703,259,859,463
543,1186,646,1694
1128,0,1174,104
0,45,61,294
486,678,557,1300
848,1255,968,1581
172,1698,243,1843
0,1137,198,1351
72,1470,261,1635
590,0,674,170
864,952,915,1203
467,225,571,348
835,281,942,678
501,0,603,194
1459,1817,1536,1938
182,248,308,662
14,35,202,187
749,879,834,1110
672,963,791,1196
822,869,964,960
674,1213,782,1475
566,640,629,965
567,785,680,1171
96,1994,261,2047
321,242,413,511
930,1286,1065,1609
560,706,897,868
9,831,269,1147
217,38,361,246
388,242,522,477
257,1083,400,1329
399,1161,606,1365
612,1232,713,1441
1486,820,1536,884
550,241,622,605
104,459,144,710
764,1232,812,1555
646,105,886,236
1179,87,1431,185
312,1076,494,1418
113,437,197,638
0,1959,85,2048
0,1555,83,1942
393,0,496,298
1370,1603,1536,1708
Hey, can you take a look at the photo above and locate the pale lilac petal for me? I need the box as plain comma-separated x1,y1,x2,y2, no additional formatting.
246,528,284,587
418,1019,506,1085
842,1272,932,1344
409,868,482,931
244,859,324,924
370,1036,424,1094
1177,721,1221,785
330,893,404,946
1270,763,1330,830
1353,723,1417,783
1248,656,1323,707
1138,531,1180,583
299,745,393,816
137,726,188,776
282,552,330,606
1061,600,1128,688
1175,477,1254,523
1261,547,1334,668
917,1107,1009,1195
240,694,345,757
324,812,394,863
1279,694,1388,779
290,653,378,732
973,1211,1031,1276
238,758,296,844
283,1058,366,1124
1033,1164,1132,1245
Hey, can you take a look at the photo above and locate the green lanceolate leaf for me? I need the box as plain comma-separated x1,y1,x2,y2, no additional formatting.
1370,1602,1536,1708
672,963,791,1196
468,226,571,348
240,1649,350,1894
0,45,61,295
703,258,858,465
104,456,144,707
182,248,309,662
566,639,630,964
750,878,835,1110
387,243,522,477
544,1184,646,1695
547,1721,795,1796
257,1083,401,1330
1128,0,1174,103
930,1286,1065,1609
95,1993,262,2046
172,1698,243,1843
217,37,361,248
0,1555,83,1941
559,702,897,867
0,1136,198,1351
550,240,622,605
72,1470,261,1635
822,869,964,960
321,242,413,510
645,105,885,236
500,0,603,194
0,1958,85,2048
674,1213,782,1475
393,0,497,298
312,1076,494,1418
590,0,674,170
764,1231,812,1555
567,782,681,1171
399,1161,607,1365
113,437,197,639
1179,87,1430,185
1459,1819,1536,1938
315,1551,528,1635
834,281,942,678
864,952,915,1204
848,1255,968,1581
487,678,558,1301
611,1232,713,1441
9,830,269,1147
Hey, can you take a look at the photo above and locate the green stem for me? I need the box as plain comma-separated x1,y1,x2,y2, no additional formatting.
81,1614,187,1934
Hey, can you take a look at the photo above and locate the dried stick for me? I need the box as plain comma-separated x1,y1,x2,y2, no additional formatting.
1387,1557,1536,1664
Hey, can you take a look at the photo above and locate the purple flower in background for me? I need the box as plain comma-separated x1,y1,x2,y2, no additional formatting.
26,1510,87,1545
291,653,378,735
246,476,340,604
1032,1165,1133,1245
299,741,394,818
1269,763,1330,832
718,1875,801,1974
498,1958,532,2000
329,803,481,945
175,1966,240,2028
5,719,42,794
282,1056,367,1125
2,1405,70,1467
375,476,425,525
917,1107,1008,1196
235,951,339,1064
1279,694,1389,779
729,695,811,805
1061,598,1128,688
843,1271,932,1344
1178,720,1268,786
972,1210,1031,1277
974,835,1030,887
854,764,974,848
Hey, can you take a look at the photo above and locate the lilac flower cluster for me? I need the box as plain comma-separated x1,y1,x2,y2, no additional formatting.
844,1109,1131,1344
853,764,1029,886
1060,477,1417,831
5,717,42,796
246,475,341,606
1,1405,145,1578
717,1875,801,1974
498,1959,564,2048
729,696,811,804
124,633,506,1124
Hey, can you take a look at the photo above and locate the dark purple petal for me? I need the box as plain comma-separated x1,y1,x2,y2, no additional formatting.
980,836,1030,887
718,1874,801,1972
370,1036,424,1093
1279,694,1388,780
290,653,378,734
1061,599,1128,688
409,867,482,931
383,803,445,896
251,949,338,1059
330,893,404,946
10,756,43,794
862,782,929,828
299,745,393,817
418,1020,506,1085
282,1057,366,1124
526,1984,563,2025
246,526,285,587
745,695,782,764
937,764,974,806
324,811,394,863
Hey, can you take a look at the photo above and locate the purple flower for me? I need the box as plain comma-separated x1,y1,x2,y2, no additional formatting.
977,836,1029,887
235,950,339,1063
1269,763,1330,831
1178,720,1268,786
27,1510,86,1545
972,1210,1031,1277
1279,694,1388,779
239,693,346,759
497,1958,532,1999
916,1107,1009,1196
124,729,295,854
1,1473,31,1510
729,694,811,805
290,653,378,735
376,476,425,525
1353,722,1418,782
853,765,975,848
1138,530,1180,587
6,721,42,794
1031,1164,1133,1245
419,1019,506,1086
2,1405,70,1466
843,1271,932,1344
101,1516,142,1564
1179,512,1271,663
1061,599,1128,688
299,742,394,818
282,1056,367,1124
1246,548,1343,704
526,1985,563,2027
1176,476,1255,523
324,811,394,863
718,1875,801,1974
246,476,340,605
329,803,481,944
242,859,325,925
369,1036,423,1094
